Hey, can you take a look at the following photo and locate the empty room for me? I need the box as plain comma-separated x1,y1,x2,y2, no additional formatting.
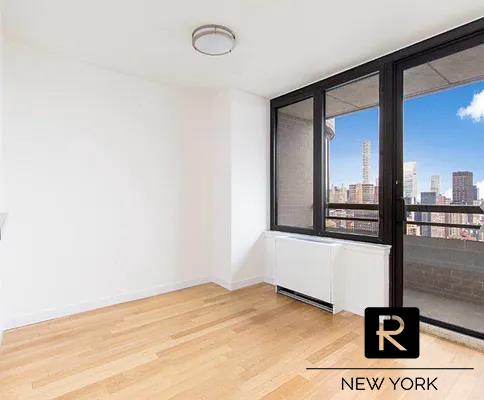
0,1,483,399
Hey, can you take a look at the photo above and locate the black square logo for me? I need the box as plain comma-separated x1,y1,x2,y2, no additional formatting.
365,307,419,359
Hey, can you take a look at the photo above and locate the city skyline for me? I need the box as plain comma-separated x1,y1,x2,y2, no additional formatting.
329,80,484,200
329,144,483,240
331,149,481,205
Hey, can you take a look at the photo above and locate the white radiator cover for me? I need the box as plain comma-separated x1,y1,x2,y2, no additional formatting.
275,237,336,305
269,233,390,316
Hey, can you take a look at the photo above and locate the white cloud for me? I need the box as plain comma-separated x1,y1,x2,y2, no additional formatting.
457,90,484,122
443,188,452,199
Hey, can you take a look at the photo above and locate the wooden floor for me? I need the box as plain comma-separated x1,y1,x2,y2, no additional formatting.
1,283,483,399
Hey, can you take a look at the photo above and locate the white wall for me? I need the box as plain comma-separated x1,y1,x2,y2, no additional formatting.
230,90,269,286
0,18,4,213
209,90,232,288
0,11,5,342
0,42,270,330
209,90,269,290
0,42,217,329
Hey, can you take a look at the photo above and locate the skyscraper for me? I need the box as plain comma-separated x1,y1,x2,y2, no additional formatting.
329,184,348,203
404,161,417,203
452,171,473,204
421,191,437,205
430,175,440,194
348,184,362,203
362,140,370,184
420,191,436,237
432,194,449,238
362,184,375,204
374,178,379,203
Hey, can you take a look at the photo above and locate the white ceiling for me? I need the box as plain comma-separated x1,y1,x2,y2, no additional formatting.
1,0,482,98
282,43,484,119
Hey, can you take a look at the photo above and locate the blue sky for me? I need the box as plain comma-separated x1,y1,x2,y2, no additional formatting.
329,80,484,200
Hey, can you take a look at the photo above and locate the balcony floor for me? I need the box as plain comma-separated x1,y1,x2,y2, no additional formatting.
404,288,484,334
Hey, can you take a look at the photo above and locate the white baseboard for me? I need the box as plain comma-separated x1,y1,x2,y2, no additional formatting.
211,275,265,291
3,277,211,331
263,276,274,285
4,275,269,332
230,276,265,290
211,277,232,291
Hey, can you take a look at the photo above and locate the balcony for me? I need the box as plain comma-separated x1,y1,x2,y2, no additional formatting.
326,202,484,333
404,235,484,331
404,204,484,334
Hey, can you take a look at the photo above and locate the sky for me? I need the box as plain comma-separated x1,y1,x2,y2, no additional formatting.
329,80,484,201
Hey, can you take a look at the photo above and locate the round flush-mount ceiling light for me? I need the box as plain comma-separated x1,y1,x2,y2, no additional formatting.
192,24,236,56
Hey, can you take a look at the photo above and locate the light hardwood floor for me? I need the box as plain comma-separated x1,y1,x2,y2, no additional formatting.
1,283,483,399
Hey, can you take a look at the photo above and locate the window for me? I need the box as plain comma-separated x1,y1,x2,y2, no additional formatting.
272,74,381,239
402,42,484,335
271,18,484,340
275,97,314,229
324,73,380,237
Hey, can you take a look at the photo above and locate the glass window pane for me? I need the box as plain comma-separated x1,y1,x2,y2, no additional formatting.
276,98,313,228
402,43,484,334
324,73,380,236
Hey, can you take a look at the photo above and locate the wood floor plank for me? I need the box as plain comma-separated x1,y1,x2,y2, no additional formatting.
261,375,309,400
1,283,483,400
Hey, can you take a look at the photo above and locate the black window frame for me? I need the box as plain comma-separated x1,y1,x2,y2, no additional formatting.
270,17,484,248
272,92,318,235
322,70,384,241
271,18,484,339
271,58,389,244
393,27,484,340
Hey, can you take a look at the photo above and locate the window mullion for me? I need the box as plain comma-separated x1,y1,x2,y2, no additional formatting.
313,90,323,234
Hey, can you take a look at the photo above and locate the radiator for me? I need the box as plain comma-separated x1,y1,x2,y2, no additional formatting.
274,236,340,313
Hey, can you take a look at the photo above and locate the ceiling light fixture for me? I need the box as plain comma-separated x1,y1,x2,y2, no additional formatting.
192,24,235,56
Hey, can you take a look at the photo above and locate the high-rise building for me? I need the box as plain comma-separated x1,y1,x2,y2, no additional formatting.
348,182,376,234
327,184,349,233
452,171,473,204
362,140,370,184
420,191,436,237
432,194,449,238
406,224,420,236
348,184,362,203
329,184,348,203
473,185,479,201
348,183,375,204
430,175,440,194
404,162,417,203
374,178,379,203
449,212,465,239
362,184,375,204
421,191,437,205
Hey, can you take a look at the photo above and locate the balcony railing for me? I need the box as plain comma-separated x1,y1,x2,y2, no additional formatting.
326,202,483,231
326,202,379,222
405,204,483,231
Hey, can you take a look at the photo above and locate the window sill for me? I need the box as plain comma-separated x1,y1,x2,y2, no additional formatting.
265,230,391,256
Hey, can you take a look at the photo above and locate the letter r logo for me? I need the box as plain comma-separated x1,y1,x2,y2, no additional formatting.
365,307,419,359
376,315,406,351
